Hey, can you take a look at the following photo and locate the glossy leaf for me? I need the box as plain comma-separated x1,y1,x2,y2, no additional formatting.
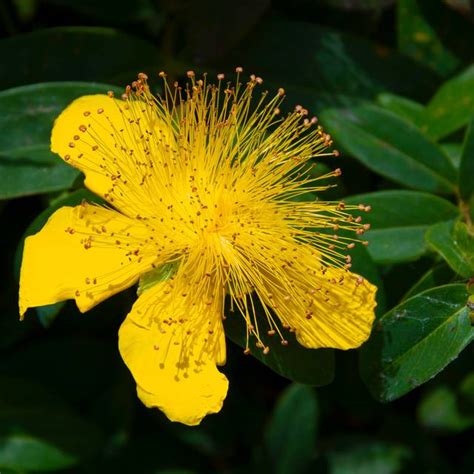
345,191,459,263
360,284,473,402
0,82,122,152
0,27,161,89
224,308,334,386
0,147,79,200
0,82,122,199
459,116,474,201
320,105,457,194
264,384,317,474
376,92,424,127
426,220,474,278
421,65,474,140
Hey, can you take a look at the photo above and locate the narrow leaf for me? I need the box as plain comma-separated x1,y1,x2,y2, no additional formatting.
346,191,459,263
421,65,474,140
426,220,474,278
459,116,474,201
321,105,457,194
264,384,317,474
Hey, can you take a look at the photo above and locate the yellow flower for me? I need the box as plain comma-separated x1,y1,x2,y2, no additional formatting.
19,70,377,426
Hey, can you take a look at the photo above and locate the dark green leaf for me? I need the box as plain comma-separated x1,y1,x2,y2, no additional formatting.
0,27,161,89
426,220,474,278
321,105,457,194
402,263,457,301
264,384,317,474
0,82,123,199
360,284,473,402
0,376,103,471
417,385,474,433
345,191,459,263
441,142,463,169
459,116,474,201
459,371,474,410
0,82,122,152
0,147,79,199
222,18,439,109
376,92,424,126
326,440,412,474
224,308,334,386
397,0,460,77
421,65,474,140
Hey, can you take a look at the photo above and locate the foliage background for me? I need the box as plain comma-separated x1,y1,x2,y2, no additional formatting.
0,0,473,472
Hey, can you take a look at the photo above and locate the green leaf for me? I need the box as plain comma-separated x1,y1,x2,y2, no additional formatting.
345,191,459,263
397,0,460,77
360,284,473,402
224,308,334,386
459,371,474,410
0,82,123,199
417,385,474,433
0,147,79,200
222,18,439,110
320,105,457,194
264,384,317,474
426,220,474,278
0,376,103,471
376,92,424,126
402,263,457,301
459,116,474,201
0,27,161,89
326,440,412,474
138,262,177,296
421,65,474,140
0,82,122,152
441,142,463,169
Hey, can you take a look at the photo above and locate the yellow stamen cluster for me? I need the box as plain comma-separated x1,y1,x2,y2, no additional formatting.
54,68,372,354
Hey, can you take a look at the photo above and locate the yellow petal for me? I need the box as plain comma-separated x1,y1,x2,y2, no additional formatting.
50,95,172,217
19,203,157,316
258,245,377,350
118,274,228,426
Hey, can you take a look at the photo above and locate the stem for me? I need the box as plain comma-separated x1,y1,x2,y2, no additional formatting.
460,199,473,235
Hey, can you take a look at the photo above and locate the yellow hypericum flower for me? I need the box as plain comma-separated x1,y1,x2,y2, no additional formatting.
19,70,376,425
